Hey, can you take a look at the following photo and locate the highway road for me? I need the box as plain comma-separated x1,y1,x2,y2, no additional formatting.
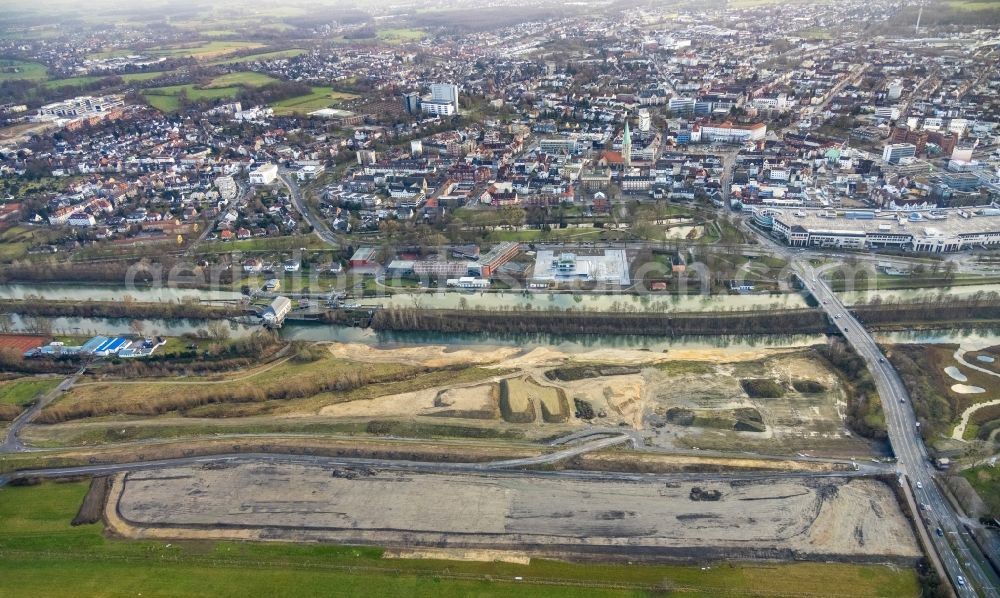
795,260,999,598
276,168,341,247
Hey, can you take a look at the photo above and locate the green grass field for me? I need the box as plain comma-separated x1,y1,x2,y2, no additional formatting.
204,72,279,88
0,480,920,598
0,59,48,82
486,227,607,242
41,75,105,89
270,87,357,115
200,29,240,37
377,28,429,43
946,0,1000,10
207,48,305,66
146,40,266,60
0,225,62,262
142,73,280,112
962,465,1000,516
0,378,60,407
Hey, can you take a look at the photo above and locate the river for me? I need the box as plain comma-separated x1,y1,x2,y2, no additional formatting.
9,309,1000,355
9,280,1000,311
1,283,806,312
6,283,1000,350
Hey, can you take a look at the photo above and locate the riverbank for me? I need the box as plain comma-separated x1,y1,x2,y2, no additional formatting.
0,298,247,321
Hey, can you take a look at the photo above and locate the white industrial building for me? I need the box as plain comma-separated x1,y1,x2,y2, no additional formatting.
693,122,766,144
421,101,456,116
532,250,631,285
753,207,1000,253
37,95,124,118
446,276,490,288
874,106,901,121
262,296,291,327
539,138,577,154
67,213,96,227
249,163,279,185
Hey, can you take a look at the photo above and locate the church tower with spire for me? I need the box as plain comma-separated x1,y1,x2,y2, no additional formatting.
622,116,632,170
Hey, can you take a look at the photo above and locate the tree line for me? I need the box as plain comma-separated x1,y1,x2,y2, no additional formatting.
370,307,829,337
0,298,244,321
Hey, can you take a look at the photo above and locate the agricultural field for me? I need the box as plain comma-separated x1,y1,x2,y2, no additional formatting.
141,73,280,112
0,479,920,598
86,41,267,65
270,87,358,115
377,28,429,43
0,59,47,81
145,40,266,60
204,71,280,88
208,48,306,65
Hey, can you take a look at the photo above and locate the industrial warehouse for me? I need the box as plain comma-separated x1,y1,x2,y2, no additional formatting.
753,207,1000,252
23,336,165,358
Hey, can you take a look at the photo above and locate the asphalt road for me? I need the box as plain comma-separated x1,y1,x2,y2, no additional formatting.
276,168,340,247
795,260,999,598
1,372,79,453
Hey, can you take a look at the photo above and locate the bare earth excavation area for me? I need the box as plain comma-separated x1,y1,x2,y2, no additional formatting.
109,462,920,562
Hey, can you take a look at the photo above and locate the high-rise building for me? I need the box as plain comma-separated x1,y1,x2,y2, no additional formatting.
622,118,632,170
882,143,916,164
887,80,903,101
410,140,423,156
402,92,421,115
431,83,459,106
